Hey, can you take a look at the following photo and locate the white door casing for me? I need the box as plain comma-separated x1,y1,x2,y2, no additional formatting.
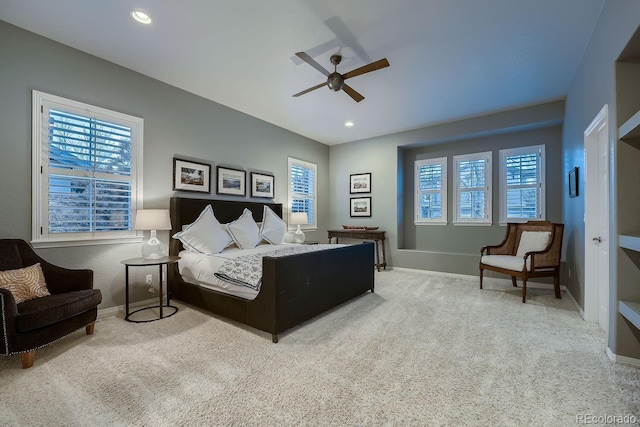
584,104,610,334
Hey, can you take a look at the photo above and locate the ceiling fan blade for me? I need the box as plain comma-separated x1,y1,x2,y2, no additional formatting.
293,82,328,97
342,84,364,102
295,52,330,77
342,58,390,80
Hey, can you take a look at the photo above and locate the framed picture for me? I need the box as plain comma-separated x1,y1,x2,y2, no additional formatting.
350,172,372,194
250,172,274,198
569,167,579,198
172,158,211,193
217,166,246,196
350,197,372,217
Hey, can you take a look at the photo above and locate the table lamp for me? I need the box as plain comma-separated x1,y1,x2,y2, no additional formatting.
135,209,172,259
290,212,308,244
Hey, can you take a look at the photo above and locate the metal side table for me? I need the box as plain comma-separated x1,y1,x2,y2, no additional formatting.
121,256,180,322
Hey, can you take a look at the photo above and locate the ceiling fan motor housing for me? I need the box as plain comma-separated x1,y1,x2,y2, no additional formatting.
328,73,344,91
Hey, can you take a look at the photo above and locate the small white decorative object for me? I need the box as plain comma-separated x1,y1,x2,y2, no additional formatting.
290,212,308,244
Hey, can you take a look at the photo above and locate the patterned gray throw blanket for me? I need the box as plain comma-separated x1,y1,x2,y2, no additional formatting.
214,244,339,291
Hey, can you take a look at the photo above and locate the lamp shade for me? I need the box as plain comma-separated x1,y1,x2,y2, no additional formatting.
135,209,171,231
290,212,309,225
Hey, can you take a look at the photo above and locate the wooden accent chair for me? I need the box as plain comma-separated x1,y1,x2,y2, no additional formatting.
479,221,564,303
0,239,102,368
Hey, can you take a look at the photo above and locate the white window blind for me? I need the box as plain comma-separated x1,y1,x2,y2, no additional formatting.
48,110,133,233
499,145,545,223
288,157,317,229
415,157,447,224
453,152,492,225
32,91,143,246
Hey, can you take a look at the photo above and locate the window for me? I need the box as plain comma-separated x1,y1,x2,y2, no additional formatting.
414,157,447,224
499,145,545,224
453,151,492,225
287,157,317,229
32,91,143,246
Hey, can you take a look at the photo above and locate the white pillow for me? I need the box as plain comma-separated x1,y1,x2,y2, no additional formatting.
260,205,286,244
226,208,262,249
516,231,551,257
172,205,233,254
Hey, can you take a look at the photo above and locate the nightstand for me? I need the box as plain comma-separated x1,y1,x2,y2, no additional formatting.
121,256,180,323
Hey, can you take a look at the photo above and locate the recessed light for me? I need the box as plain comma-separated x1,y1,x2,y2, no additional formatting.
131,10,152,25
345,121,354,127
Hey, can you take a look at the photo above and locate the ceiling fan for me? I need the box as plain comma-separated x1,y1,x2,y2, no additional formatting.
293,52,390,103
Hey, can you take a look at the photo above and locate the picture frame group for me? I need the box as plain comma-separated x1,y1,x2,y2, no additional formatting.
172,157,275,199
350,172,372,217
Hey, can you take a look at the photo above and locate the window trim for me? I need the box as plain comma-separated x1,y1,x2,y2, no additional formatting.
453,151,492,226
499,144,545,225
287,157,317,231
414,157,448,225
31,90,144,247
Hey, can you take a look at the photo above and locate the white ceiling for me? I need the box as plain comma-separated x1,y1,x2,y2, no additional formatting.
0,0,604,145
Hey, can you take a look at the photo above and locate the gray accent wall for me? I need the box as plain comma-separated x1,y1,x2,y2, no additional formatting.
562,1,640,357
329,101,564,276
0,21,329,310
402,125,563,254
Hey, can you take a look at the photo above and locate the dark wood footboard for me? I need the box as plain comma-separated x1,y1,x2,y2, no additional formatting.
168,196,376,342
250,242,375,342
168,242,375,342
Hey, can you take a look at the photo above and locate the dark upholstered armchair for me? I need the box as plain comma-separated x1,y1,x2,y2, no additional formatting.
479,221,564,303
0,239,102,368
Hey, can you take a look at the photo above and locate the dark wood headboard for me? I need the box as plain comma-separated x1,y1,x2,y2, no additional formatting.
169,197,283,256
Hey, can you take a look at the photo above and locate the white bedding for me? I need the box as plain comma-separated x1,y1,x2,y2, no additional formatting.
178,243,344,300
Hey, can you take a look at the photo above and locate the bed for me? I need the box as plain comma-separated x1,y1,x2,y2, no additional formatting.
168,197,375,342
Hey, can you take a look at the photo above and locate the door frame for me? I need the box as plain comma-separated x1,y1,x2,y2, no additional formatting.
583,104,609,330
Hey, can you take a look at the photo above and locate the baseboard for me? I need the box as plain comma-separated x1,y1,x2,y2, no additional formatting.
606,347,640,368
391,267,473,280
97,297,165,320
563,287,586,319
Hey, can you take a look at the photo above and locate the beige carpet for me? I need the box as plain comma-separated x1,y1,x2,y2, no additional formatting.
1,269,639,426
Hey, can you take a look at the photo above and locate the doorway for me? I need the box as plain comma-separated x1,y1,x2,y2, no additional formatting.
584,104,610,334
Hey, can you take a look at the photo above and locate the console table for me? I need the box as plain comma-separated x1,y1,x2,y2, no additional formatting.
327,229,387,272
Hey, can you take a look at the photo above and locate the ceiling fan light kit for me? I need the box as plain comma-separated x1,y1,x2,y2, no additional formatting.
293,52,389,103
